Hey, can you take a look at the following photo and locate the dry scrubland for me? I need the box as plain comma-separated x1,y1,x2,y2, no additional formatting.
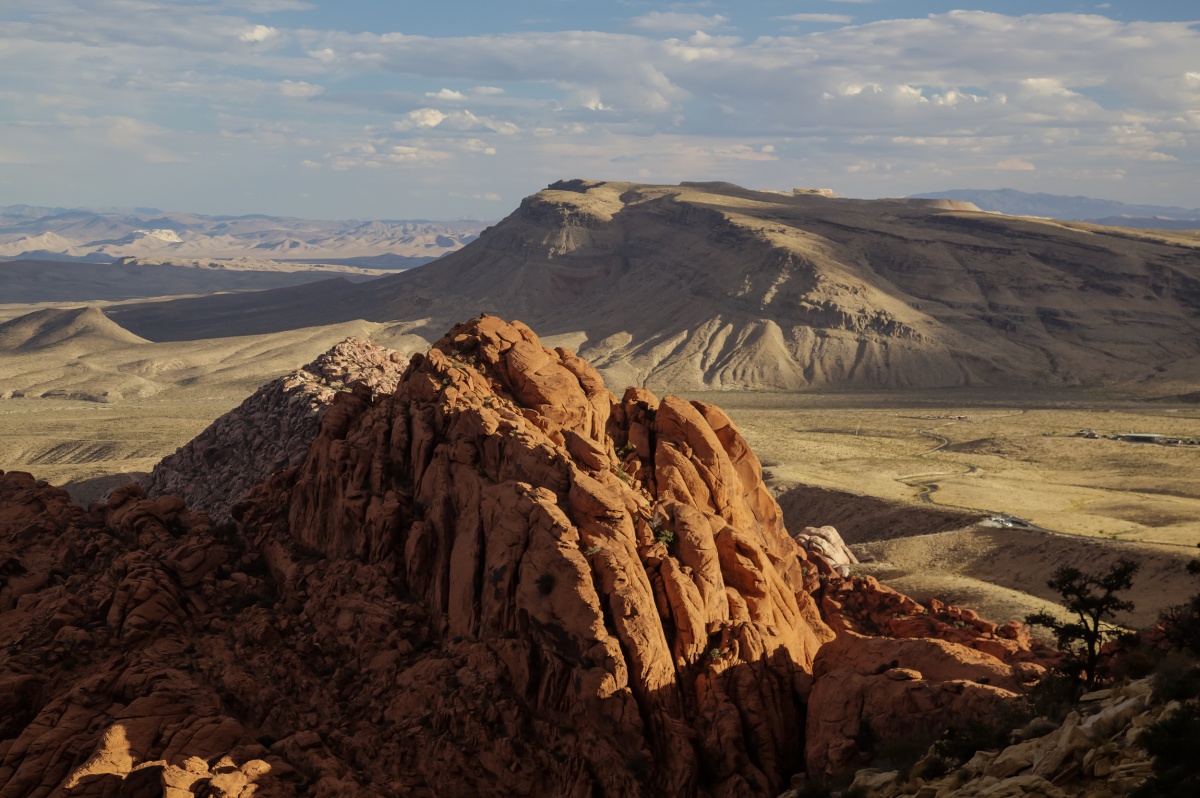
691,390,1200,627
3,359,1197,628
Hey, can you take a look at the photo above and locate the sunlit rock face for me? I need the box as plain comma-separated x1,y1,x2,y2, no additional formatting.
0,316,1049,797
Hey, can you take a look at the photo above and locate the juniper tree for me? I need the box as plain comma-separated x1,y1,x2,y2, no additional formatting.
1025,558,1140,689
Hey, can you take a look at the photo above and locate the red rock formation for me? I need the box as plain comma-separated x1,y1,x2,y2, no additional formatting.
141,337,408,523
0,316,1052,797
815,570,1058,674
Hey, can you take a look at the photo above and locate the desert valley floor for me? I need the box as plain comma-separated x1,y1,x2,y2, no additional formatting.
3,365,1197,631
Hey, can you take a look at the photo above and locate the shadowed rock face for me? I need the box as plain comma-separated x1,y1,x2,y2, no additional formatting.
140,337,408,523
0,317,1048,797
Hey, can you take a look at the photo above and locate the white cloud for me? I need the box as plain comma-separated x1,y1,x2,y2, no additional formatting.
995,158,1036,171
280,80,323,98
425,88,467,101
237,25,277,44
2,3,1199,214
629,12,729,33
776,14,854,24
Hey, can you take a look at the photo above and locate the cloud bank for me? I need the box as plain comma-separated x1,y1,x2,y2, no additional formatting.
0,1,1197,217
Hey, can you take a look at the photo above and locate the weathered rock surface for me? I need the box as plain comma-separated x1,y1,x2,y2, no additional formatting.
805,632,1024,774
1,317,1050,797
794,525,858,577
140,337,407,522
830,678,1164,798
817,571,1059,673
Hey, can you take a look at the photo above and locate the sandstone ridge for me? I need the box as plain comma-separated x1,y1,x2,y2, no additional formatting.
1,317,1049,797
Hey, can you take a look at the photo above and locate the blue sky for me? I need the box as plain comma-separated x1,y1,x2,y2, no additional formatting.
1,1,1197,219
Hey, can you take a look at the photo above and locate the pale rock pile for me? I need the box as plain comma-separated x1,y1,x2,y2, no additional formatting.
140,337,407,523
830,678,1166,798
795,525,859,577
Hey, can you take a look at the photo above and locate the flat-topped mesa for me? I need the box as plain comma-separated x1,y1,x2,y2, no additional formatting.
261,314,834,795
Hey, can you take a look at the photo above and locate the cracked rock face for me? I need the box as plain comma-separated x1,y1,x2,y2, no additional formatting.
140,337,408,523
1,316,1051,797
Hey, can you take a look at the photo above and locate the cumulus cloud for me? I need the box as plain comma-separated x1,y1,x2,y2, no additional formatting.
629,12,729,33
237,25,278,44
425,88,467,101
1,2,1199,215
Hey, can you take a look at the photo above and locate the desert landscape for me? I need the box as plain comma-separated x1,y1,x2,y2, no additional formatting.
2,182,1199,797
8,0,1200,793
4,183,1198,627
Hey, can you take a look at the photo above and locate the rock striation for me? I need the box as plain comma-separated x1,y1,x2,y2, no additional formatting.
1,317,1056,797
140,337,407,523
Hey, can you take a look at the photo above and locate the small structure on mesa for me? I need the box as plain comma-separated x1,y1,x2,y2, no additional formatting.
1117,432,1166,444
793,187,837,197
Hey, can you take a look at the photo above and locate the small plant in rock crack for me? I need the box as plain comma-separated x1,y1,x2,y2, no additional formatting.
615,441,635,458
646,513,675,547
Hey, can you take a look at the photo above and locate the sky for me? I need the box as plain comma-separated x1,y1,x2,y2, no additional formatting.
0,0,1198,220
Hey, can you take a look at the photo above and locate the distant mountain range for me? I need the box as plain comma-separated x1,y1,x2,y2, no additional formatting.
911,189,1200,229
0,205,489,268
103,180,1200,394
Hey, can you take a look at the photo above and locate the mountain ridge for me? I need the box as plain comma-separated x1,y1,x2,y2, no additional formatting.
911,188,1200,228
107,180,1200,394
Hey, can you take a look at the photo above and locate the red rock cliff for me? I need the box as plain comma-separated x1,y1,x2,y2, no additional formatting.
241,314,837,795
0,316,1042,797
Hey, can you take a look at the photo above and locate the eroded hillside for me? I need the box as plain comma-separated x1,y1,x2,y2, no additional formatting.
107,180,1200,394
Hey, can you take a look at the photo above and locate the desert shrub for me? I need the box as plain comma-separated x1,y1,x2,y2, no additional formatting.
1151,654,1200,702
1027,673,1083,722
1160,595,1200,655
1107,631,1167,681
871,733,936,776
1131,703,1200,798
1025,558,1139,688
654,526,676,547
935,721,1008,763
1159,552,1200,655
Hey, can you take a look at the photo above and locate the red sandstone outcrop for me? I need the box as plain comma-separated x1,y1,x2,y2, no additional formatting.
140,337,407,522
0,317,1054,797
816,571,1058,674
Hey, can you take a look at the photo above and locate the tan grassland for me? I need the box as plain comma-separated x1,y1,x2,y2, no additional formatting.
3,343,1197,628
0,319,403,495
688,390,1200,626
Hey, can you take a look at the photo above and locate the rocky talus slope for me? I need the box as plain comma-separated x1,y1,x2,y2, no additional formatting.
140,338,408,522
822,678,1169,798
2,317,1049,797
